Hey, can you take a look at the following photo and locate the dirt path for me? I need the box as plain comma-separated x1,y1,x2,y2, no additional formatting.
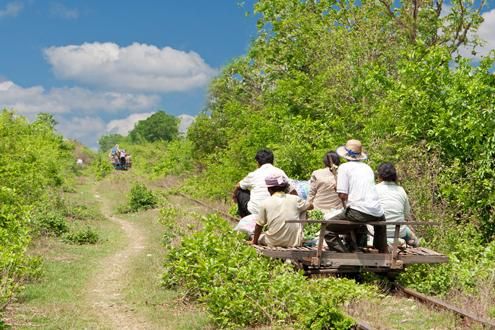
85,191,152,330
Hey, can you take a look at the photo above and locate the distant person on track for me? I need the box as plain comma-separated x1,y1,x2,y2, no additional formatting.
119,149,127,166
232,149,291,217
110,144,120,164
376,162,420,247
307,150,343,213
251,174,313,247
324,139,387,253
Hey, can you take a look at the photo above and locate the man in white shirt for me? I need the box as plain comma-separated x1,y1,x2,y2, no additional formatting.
233,149,290,217
324,140,388,253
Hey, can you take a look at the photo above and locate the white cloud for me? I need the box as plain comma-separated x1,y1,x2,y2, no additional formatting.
0,1,23,18
0,80,160,114
457,8,495,59
57,116,106,147
50,3,79,19
475,8,495,58
440,3,452,17
44,42,217,93
178,114,195,133
105,112,154,135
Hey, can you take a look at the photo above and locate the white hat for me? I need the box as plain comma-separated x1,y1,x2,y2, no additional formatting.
336,139,367,161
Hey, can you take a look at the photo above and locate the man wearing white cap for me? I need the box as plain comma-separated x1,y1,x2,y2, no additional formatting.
324,139,388,253
251,174,312,247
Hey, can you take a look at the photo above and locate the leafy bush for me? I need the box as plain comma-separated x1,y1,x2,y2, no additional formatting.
158,205,185,246
399,224,495,295
124,139,194,179
92,154,113,180
32,211,69,237
64,203,102,221
63,227,99,245
127,183,157,212
0,110,76,311
163,214,373,329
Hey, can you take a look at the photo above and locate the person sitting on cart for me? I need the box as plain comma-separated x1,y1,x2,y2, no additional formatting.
307,150,343,213
324,139,387,253
376,162,420,247
110,144,120,163
232,149,291,218
251,174,313,247
119,149,127,165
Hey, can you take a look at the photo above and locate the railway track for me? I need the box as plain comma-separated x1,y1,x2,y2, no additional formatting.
175,192,495,329
393,285,495,329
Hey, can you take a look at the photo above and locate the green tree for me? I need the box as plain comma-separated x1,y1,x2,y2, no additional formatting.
0,109,75,309
187,0,495,240
98,133,127,152
129,111,179,143
34,112,58,129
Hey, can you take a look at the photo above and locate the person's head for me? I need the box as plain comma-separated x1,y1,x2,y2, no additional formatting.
336,139,367,161
377,162,397,182
255,149,274,166
323,151,340,168
265,174,289,194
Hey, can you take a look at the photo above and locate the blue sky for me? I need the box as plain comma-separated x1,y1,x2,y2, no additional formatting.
0,0,257,148
0,1,494,149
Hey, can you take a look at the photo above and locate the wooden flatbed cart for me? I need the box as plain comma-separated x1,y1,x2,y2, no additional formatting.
253,220,448,276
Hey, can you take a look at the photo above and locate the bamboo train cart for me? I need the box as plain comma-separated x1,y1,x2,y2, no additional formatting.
111,155,132,170
253,220,448,277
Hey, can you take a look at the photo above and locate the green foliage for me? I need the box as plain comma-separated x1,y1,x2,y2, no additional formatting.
489,306,495,319
63,226,99,245
98,133,128,152
304,210,324,239
0,110,74,203
163,214,373,328
126,139,194,178
186,1,495,240
301,302,355,330
129,111,179,143
92,154,113,180
0,110,76,310
125,183,158,212
399,224,495,295
0,187,32,308
158,204,186,246
32,210,69,237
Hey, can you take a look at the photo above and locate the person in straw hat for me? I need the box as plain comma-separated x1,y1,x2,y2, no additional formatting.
324,139,388,253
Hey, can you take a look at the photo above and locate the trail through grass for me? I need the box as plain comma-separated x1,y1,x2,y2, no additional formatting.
5,172,208,329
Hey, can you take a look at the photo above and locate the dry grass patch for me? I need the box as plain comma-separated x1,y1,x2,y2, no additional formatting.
347,294,460,329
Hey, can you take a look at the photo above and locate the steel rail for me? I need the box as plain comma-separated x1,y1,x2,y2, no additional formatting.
175,192,239,223
394,285,495,328
355,320,373,330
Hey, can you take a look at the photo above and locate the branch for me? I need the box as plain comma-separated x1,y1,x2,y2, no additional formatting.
378,0,408,35
411,0,419,41
453,0,487,51
435,0,444,18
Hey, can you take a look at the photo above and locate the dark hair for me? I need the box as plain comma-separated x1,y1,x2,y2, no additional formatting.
267,184,289,194
323,151,340,168
377,162,397,182
255,149,274,165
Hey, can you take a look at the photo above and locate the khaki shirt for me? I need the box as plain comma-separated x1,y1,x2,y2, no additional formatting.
307,168,343,212
257,192,309,247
